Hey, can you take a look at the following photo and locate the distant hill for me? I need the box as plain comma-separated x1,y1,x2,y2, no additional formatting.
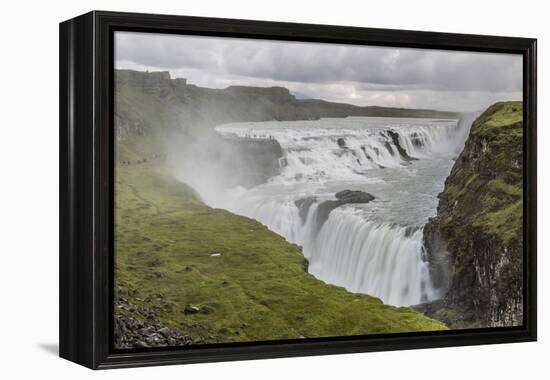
115,69,459,161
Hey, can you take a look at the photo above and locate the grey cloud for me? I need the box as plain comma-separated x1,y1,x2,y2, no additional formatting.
224,45,521,92
115,31,522,111
116,33,223,70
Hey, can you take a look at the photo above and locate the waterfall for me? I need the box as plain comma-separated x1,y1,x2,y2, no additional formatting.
197,116,470,307
306,208,436,306
219,195,437,306
216,117,464,184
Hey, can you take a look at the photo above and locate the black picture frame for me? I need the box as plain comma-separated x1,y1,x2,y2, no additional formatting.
59,10,537,369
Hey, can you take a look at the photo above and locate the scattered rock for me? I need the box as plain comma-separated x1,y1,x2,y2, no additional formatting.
139,326,154,335
158,327,171,338
113,288,202,349
337,137,347,148
184,305,201,314
303,257,309,272
149,258,162,267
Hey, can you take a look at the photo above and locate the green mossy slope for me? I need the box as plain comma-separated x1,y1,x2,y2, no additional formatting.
439,102,523,244
114,163,447,346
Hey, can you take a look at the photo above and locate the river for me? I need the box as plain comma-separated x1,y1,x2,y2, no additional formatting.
195,116,472,306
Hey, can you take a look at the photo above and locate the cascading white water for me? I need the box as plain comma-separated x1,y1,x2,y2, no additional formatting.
216,117,462,184
308,209,435,306
192,116,471,307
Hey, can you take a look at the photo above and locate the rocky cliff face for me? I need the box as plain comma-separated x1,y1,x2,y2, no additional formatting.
420,102,523,328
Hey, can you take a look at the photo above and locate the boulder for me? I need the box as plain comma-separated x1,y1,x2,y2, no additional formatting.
337,137,347,148
335,190,375,203
134,341,149,348
316,190,375,230
184,305,201,314
148,258,161,267
158,327,171,338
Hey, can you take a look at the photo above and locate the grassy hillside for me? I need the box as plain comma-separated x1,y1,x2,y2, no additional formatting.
114,163,447,347
422,101,523,328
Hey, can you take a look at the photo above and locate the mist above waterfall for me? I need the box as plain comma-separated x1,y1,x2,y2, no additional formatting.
169,115,474,307
167,131,283,205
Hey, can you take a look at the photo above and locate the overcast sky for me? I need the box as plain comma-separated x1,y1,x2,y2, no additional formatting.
115,31,522,112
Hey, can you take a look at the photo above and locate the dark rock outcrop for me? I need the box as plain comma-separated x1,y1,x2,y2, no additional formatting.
316,190,375,229
337,137,347,148
116,70,173,97
419,102,523,329
386,130,416,161
335,190,376,203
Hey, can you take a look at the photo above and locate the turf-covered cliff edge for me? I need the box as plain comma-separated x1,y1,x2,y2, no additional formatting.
420,102,523,328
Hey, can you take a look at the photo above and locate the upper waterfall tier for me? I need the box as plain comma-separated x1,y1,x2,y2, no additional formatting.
216,117,463,183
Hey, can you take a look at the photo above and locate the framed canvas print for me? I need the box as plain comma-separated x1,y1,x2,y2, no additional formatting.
59,11,537,369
